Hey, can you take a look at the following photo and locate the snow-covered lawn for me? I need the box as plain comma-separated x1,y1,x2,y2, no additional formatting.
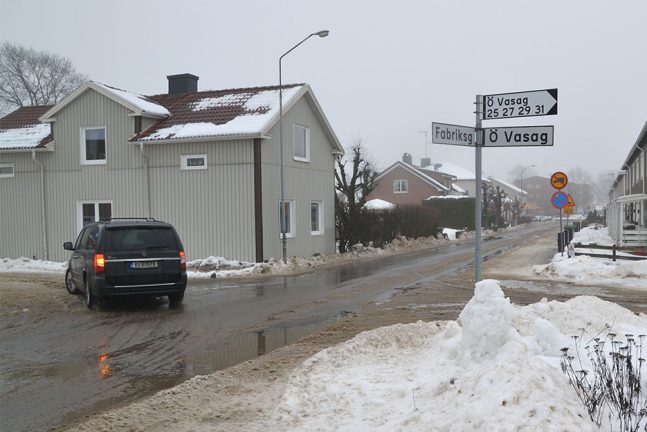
532,226,647,289
274,280,647,431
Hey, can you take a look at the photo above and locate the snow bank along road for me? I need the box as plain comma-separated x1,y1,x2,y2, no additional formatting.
0,222,630,432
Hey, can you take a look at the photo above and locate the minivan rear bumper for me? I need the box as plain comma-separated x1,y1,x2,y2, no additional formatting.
91,274,187,298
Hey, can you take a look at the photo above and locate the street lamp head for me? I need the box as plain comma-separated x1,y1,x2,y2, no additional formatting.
314,30,330,37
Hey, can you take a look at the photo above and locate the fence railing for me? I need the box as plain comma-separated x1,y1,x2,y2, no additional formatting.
572,243,647,262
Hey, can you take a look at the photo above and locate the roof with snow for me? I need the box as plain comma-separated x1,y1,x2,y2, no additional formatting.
40,81,170,121
426,161,488,182
135,84,310,143
375,161,449,192
488,176,528,196
0,106,53,150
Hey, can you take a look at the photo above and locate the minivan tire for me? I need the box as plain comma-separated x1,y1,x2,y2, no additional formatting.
65,268,80,294
85,278,97,309
168,293,184,308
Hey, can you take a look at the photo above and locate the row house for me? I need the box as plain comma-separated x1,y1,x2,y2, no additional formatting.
607,121,647,248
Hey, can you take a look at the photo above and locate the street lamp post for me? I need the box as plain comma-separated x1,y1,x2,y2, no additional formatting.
519,164,534,202
279,30,329,263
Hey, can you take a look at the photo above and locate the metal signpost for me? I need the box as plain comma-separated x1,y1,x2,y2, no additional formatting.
550,172,569,256
432,89,558,282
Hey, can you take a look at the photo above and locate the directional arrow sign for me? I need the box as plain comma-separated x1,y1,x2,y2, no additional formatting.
483,88,558,120
483,126,554,147
431,122,476,146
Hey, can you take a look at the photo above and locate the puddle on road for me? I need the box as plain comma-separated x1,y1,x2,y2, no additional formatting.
184,314,339,377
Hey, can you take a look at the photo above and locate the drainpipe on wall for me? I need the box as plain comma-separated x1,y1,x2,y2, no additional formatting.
139,143,151,217
31,151,48,260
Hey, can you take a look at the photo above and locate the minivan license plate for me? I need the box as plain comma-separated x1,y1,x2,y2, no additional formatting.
131,261,158,269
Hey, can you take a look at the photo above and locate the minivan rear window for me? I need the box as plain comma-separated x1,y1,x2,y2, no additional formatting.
105,227,177,252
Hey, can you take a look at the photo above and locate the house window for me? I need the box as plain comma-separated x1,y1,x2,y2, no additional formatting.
181,154,207,170
81,127,107,164
77,201,112,232
393,179,408,193
134,116,142,134
293,125,309,162
310,201,323,235
0,163,14,178
279,200,296,238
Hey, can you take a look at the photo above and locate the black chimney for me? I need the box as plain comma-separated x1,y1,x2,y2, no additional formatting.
167,73,199,95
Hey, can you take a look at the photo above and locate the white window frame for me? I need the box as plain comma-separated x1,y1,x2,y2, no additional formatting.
0,163,14,178
181,154,208,170
80,127,107,165
76,200,113,233
279,199,296,238
310,200,324,235
393,179,408,193
292,124,310,162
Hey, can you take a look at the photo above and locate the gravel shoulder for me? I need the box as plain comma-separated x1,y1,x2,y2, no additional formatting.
57,229,647,432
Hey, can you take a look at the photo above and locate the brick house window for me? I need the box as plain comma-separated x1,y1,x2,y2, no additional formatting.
393,179,408,193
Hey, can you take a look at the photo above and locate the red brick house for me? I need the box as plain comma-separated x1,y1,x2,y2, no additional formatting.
368,160,449,206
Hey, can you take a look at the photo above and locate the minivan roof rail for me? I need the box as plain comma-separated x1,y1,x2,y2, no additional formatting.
106,217,159,222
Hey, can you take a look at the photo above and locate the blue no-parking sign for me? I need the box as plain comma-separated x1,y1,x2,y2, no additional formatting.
551,191,568,209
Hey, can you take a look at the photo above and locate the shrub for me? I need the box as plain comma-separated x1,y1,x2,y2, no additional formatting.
560,329,646,431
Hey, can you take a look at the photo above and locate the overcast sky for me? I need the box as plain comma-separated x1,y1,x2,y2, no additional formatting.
2,0,646,181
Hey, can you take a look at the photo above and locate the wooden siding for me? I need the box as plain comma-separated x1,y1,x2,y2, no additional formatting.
0,152,44,259
145,140,256,262
260,95,336,260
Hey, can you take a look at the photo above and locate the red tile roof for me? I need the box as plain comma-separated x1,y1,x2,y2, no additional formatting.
0,106,53,149
134,84,304,141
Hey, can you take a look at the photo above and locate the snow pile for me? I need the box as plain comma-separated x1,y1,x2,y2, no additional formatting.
533,225,647,288
94,82,170,117
274,280,647,431
574,225,614,246
0,257,67,273
364,199,395,210
442,227,462,240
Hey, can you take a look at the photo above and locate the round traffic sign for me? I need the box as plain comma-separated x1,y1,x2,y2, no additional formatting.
550,171,568,189
551,191,568,209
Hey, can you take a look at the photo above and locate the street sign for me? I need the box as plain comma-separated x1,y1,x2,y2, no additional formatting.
551,191,568,209
483,88,558,120
483,126,553,147
550,172,568,189
564,206,574,215
431,122,476,146
566,194,575,207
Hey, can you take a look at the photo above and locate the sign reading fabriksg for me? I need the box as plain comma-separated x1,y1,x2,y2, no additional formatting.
430,87,558,283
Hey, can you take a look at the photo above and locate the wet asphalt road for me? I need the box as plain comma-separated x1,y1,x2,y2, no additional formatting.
0,224,558,432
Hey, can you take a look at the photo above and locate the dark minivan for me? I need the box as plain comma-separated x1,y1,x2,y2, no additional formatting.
63,218,187,309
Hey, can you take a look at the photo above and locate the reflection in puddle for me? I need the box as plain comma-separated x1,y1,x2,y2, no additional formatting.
186,318,332,376
97,353,112,379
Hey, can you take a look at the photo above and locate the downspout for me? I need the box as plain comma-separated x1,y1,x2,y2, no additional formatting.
139,143,151,217
31,150,48,260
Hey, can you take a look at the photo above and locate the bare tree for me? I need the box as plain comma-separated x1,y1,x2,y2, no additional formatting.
568,166,595,213
334,140,377,252
0,42,86,113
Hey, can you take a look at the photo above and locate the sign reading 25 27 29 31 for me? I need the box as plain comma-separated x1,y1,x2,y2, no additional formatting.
483,89,558,120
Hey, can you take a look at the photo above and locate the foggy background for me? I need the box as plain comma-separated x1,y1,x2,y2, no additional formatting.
2,0,646,182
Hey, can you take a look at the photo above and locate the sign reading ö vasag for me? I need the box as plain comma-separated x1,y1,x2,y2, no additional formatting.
431,122,475,146
483,88,558,120
483,126,554,147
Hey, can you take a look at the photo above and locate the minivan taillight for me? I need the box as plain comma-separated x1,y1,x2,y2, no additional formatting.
94,254,105,273
179,251,186,271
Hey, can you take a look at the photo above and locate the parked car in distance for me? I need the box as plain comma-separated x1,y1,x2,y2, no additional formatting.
63,218,187,309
